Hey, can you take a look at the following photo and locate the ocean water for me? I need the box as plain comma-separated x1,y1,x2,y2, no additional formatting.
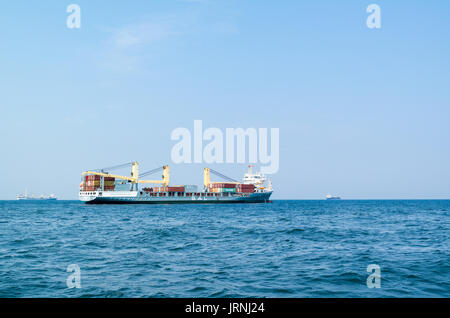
0,200,448,298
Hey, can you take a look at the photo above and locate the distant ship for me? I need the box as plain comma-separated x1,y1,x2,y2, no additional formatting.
17,189,57,201
326,194,341,200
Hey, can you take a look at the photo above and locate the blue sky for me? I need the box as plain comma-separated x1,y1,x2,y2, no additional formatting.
0,0,449,199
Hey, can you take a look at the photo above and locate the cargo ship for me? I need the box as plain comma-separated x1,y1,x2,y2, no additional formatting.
17,189,57,201
79,163,273,204
326,194,341,200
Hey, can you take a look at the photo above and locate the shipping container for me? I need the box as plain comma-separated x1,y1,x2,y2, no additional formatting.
209,183,236,189
184,185,198,193
222,188,236,193
236,184,255,193
168,186,185,192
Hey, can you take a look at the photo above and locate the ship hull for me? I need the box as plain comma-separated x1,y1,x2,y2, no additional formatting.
80,191,272,204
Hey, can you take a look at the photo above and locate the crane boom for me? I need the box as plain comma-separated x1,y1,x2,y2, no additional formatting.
140,166,165,178
204,167,239,188
81,171,136,182
94,162,134,173
138,165,169,185
82,163,170,187
209,168,239,182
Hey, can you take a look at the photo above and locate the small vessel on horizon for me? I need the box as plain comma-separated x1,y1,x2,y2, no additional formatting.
17,189,57,201
326,194,341,200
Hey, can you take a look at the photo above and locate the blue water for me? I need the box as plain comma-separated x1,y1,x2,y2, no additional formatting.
0,200,448,298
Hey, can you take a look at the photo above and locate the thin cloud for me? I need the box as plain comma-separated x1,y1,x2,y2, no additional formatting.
98,14,189,72
111,19,180,49
97,11,238,72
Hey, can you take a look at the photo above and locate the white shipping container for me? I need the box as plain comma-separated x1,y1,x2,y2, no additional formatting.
184,185,198,193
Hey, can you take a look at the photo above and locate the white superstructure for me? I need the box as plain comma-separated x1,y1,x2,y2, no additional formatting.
242,165,267,186
242,165,272,193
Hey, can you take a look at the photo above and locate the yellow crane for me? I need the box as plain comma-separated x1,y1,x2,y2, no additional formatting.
82,162,170,188
203,167,239,188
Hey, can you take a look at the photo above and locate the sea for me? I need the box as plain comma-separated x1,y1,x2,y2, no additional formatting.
0,200,448,298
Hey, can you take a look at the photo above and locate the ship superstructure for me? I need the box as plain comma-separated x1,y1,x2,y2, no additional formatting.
79,163,272,204
242,165,266,186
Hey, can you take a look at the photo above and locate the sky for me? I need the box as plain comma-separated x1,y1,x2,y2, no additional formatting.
0,0,449,200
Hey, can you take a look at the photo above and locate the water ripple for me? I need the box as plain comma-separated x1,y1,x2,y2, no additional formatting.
0,200,449,297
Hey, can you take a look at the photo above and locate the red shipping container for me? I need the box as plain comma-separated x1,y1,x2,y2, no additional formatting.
236,184,255,192
168,187,185,192
209,183,236,189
